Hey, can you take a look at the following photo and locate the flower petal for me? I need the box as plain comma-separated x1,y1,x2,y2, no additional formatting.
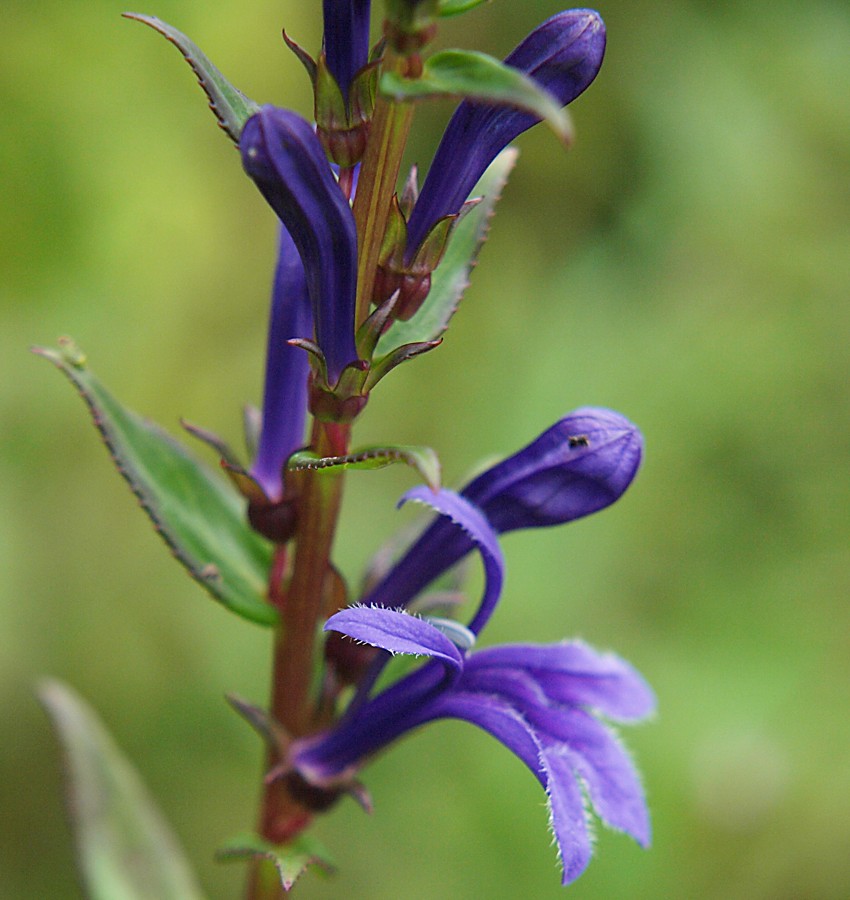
325,606,463,672
399,486,504,635
406,10,606,252
323,0,372,104
249,227,311,501
437,690,593,885
241,106,359,383
539,744,594,884
535,710,652,848
466,640,656,722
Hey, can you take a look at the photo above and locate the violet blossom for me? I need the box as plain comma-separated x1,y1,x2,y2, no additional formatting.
405,9,607,255
248,228,312,502
291,486,653,885
241,106,359,385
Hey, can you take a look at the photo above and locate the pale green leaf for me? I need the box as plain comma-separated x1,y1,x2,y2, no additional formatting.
39,680,207,900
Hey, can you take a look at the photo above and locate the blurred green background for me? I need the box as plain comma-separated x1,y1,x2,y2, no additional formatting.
3,1,850,897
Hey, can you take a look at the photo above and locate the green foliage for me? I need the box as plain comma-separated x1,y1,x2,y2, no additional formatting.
381,50,572,143
34,340,276,626
123,13,260,142
39,680,206,900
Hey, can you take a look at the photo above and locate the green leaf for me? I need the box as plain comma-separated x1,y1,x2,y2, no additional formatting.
288,444,441,491
439,0,490,17
123,13,260,143
34,340,276,626
377,147,517,352
217,833,335,892
380,50,572,142
39,680,207,900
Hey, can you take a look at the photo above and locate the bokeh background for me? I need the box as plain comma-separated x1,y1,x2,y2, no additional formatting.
3,1,849,897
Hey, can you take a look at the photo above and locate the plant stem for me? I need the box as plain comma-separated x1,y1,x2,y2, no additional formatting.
247,46,418,900
352,50,415,329
247,420,350,899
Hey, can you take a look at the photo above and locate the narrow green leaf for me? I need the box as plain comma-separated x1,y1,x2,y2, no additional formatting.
377,147,517,352
439,0,490,17
39,680,207,900
124,13,260,142
217,833,335,892
381,50,571,141
34,340,276,626
288,444,441,491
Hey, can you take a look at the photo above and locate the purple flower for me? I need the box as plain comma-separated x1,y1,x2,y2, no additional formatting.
241,106,359,385
405,9,607,255
249,228,311,502
323,0,372,106
292,488,654,885
363,407,642,612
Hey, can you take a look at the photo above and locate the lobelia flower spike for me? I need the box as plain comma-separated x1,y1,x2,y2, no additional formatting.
291,487,654,885
322,0,372,106
241,106,359,386
363,407,642,614
405,9,607,256
249,227,312,504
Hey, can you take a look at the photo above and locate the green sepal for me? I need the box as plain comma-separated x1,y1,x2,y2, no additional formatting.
365,340,442,389
34,339,276,626
39,680,207,900
226,694,289,755
385,0,440,36
124,13,260,143
439,0,490,16
288,444,441,492
378,194,409,268
399,164,420,217
282,29,317,83
315,53,349,129
181,418,244,469
381,50,573,143
377,147,517,353
409,212,455,272
216,834,335,892
355,291,402,360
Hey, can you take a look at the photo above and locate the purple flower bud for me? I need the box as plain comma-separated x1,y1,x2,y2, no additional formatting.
248,228,311,502
241,106,359,384
406,9,606,254
464,406,642,532
362,407,641,611
323,0,372,106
